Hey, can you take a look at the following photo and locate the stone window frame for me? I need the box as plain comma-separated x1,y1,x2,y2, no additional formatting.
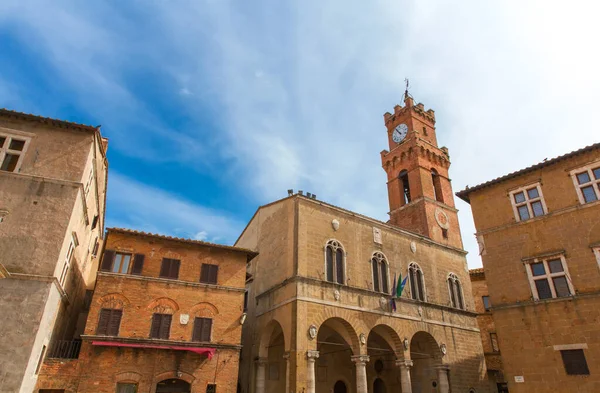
0,128,32,173
508,182,548,222
370,251,390,294
524,253,574,301
570,161,600,205
408,262,426,302
447,272,465,310
324,239,346,285
59,241,75,288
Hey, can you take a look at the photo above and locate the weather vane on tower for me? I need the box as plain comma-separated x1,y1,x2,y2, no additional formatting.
404,78,411,101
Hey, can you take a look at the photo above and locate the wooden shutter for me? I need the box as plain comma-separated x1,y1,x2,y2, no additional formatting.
209,265,218,284
100,250,115,272
200,264,209,283
159,314,172,339
193,318,212,342
131,254,145,275
107,310,122,336
169,260,180,279
159,259,170,278
97,309,112,335
150,314,162,338
201,318,212,341
201,264,218,284
160,258,180,279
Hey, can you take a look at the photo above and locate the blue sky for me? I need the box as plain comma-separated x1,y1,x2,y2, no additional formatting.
1,1,599,267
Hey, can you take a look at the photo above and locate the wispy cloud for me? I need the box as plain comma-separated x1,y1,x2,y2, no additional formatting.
106,173,244,244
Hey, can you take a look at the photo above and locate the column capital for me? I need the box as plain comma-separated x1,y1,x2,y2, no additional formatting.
396,359,414,368
283,352,291,360
255,357,268,366
351,354,370,365
435,364,450,371
306,350,320,361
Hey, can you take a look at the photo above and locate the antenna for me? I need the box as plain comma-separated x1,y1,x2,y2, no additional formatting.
404,78,410,100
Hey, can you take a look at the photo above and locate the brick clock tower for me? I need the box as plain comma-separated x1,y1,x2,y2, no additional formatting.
381,94,463,249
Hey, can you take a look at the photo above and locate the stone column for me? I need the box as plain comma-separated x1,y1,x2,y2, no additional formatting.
396,359,413,393
283,352,291,393
255,357,268,393
351,355,370,393
306,350,320,393
436,365,450,393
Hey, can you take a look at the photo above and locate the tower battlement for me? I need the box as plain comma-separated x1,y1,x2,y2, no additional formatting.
383,97,436,127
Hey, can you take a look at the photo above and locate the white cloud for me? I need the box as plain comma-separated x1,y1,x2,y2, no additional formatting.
106,173,244,244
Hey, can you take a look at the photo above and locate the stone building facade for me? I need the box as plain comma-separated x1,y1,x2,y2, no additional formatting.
469,269,508,393
236,96,489,393
35,228,256,393
457,143,600,392
0,110,108,393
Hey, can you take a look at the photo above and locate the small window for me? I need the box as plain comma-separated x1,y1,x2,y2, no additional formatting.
325,240,345,285
431,169,444,203
112,253,133,274
192,317,212,342
150,313,172,339
371,252,389,294
59,243,75,287
206,384,217,393
160,258,180,280
526,256,573,300
448,273,464,310
91,215,99,230
560,349,590,375
571,164,600,204
490,333,499,352
409,262,425,301
509,184,546,222
96,308,123,336
243,290,249,312
422,126,428,136
35,345,47,374
200,264,219,284
442,228,448,239
0,133,29,172
116,383,138,393
399,170,411,205
482,296,491,311
100,250,144,275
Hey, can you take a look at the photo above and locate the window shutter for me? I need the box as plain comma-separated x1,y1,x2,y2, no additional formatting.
159,259,170,278
97,309,112,335
170,260,180,279
209,265,218,284
193,318,203,341
201,318,212,341
200,264,209,283
100,250,115,272
159,314,172,339
107,310,122,336
131,254,145,275
150,314,162,338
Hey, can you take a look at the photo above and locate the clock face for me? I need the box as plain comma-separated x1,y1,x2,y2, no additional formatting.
392,123,408,143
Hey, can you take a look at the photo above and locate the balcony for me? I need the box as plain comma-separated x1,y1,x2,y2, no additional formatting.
48,339,82,359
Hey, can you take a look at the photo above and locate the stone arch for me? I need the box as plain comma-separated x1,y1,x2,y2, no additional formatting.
151,371,195,390
189,302,219,318
258,319,286,358
317,316,360,355
115,371,142,383
368,324,404,358
97,293,130,310
410,331,443,393
410,331,443,361
147,297,179,314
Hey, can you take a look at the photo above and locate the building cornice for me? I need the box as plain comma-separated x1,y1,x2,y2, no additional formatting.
97,272,246,292
81,335,241,351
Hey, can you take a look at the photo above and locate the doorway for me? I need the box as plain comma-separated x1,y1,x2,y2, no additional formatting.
373,378,386,393
333,380,347,393
156,379,191,393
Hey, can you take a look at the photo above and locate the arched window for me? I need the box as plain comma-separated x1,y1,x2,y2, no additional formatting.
448,273,464,309
399,170,411,205
325,240,345,285
431,169,444,203
371,252,389,294
409,262,425,301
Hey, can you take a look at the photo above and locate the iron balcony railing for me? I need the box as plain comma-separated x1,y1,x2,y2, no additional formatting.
48,339,82,359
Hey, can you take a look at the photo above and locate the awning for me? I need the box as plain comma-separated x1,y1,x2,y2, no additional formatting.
92,341,216,359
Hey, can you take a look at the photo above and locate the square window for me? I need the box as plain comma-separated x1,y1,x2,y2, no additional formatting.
553,276,571,297
527,187,539,199
576,172,591,184
514,192,526,203
9,139,25,151
206,384,217,393
582,186,598,203
112,253,132,274
548,259,564,273
535,279,552,299
160,258,180,279
482,296,491,311
517,205,530,221
1,153,19,172
560,349,590,375
531,262,546,276
531,201,544,217
593,167,600,180
0,136,5,147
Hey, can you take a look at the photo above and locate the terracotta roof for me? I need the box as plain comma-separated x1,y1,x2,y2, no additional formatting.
107,228,258,260
469,268,484,276
0,108,99,133
456,142,600,203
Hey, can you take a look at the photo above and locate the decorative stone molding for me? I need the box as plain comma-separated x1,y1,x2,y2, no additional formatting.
333,289,340,301
373,227,382,244
351,354,370,365
403,338,409,351
410,241,417,253
331,219,340,231
98,293,130,310
435,208,450,229
147,297,179,314
179,314,190,325
308,324,317,340
440,343,447,356
359,333,366,345
306,350,320,361
395,359,413,368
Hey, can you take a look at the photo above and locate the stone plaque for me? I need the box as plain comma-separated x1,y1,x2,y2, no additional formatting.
373,227,382,244
179,314,190,325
